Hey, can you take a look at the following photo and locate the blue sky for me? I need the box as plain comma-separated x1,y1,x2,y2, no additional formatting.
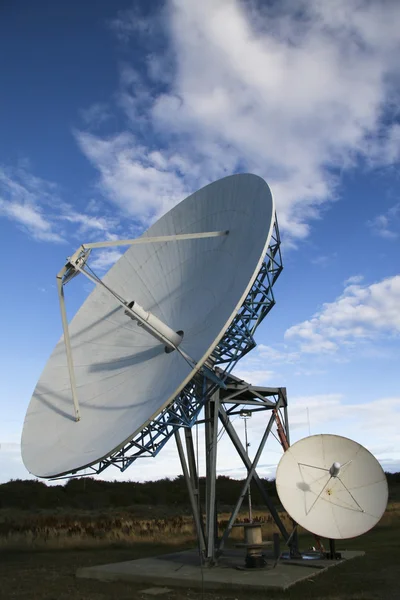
0,0,399,483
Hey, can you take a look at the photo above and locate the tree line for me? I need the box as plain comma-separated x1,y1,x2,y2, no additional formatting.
0,476,275,510
1,472,398,510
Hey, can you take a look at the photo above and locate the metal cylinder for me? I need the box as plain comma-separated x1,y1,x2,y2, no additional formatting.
124,300,183,350
244,524,263,545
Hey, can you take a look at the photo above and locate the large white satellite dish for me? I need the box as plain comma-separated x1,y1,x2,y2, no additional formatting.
22,174,278,478
276,434,388,540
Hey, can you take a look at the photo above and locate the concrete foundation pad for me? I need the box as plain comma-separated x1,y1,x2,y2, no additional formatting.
77,548,365,592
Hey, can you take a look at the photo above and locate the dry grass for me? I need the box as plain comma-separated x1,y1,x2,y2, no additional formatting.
0,512,284,551
0,522,399,600
1,504,399,552
0,503,399,600
0,510,196,550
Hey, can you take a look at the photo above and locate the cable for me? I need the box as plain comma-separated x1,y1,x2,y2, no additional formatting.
217,413,238,442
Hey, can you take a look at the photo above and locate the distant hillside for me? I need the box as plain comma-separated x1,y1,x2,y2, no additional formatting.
1,473,399,511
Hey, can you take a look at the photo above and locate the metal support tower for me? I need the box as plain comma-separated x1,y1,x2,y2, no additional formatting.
175,370,294,566
240,409,253,522
53,217,283,478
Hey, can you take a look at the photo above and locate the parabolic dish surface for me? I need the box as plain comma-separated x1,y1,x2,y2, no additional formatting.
22,174,275,478
276,434,388,539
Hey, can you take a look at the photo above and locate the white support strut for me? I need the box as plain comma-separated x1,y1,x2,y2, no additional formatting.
79,264,199,371
82,230,229,250
73,262,183,352
56,273,81,422
57,230,228,422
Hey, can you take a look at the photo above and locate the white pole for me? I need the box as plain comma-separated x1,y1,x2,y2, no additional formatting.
56,276,80,421
244,418,253,523
83,230,229,250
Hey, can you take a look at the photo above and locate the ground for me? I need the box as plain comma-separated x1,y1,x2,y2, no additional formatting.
1,525,399,600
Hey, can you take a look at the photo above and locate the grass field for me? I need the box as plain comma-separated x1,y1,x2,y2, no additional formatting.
0,506,291,551
1,505,399,599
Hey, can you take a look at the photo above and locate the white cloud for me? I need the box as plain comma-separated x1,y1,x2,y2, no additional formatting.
367,203,400,239
289,394,400,456
311,253,337,267
77,0,400,241
344,274,364,286
293,367,326,377
257,344,299,365
245,392,400,473
366,123,400,166
232,367,275,386
285,274,400,353
0,199,63,243
283,393,345,432
110,6,158,42
4,391,399,485
58,212,121,242
80,102,112,129
227,345,299,385
75,131,190,224
0,167,64,243
90,249,124,272
0,165,122,245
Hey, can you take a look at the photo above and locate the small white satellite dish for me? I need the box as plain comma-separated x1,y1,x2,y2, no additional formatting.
22,174,277,478
276,434,388,539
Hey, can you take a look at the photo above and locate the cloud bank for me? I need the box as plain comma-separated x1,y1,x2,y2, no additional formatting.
76,0,400,242
286,275,400,353
0,165,121,245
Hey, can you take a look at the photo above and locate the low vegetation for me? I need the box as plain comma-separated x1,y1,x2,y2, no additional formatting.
0,507,294,551
0,474,399,551
0,474,399,598
0,474,282,510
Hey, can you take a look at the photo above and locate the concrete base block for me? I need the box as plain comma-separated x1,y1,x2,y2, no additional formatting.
77,548,365,592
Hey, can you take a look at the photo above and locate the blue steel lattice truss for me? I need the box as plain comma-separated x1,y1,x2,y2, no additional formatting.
65,218,283,478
